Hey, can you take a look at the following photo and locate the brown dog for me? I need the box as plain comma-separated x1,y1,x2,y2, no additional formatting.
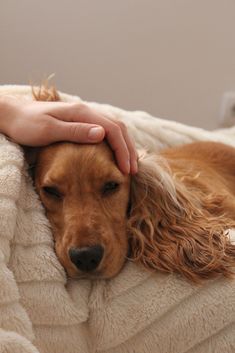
26,87,235,283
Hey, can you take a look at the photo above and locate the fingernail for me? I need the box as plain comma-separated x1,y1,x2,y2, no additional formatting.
88,127,104,141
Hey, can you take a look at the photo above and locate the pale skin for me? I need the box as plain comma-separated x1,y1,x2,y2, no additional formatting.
0,96,138,174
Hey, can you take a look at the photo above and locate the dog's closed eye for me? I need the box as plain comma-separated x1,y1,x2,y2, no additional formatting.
102,181,120,196
42,186,63,199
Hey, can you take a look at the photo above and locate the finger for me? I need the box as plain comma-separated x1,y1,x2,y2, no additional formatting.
49,121,105,143
115,121,138,174
105,126,130,174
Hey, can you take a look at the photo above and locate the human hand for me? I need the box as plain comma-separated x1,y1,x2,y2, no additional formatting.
0,96,137,174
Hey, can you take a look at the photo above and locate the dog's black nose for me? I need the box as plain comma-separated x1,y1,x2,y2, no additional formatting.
68,245,104,272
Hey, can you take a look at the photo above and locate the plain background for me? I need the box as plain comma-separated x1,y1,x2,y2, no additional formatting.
1,0,235,129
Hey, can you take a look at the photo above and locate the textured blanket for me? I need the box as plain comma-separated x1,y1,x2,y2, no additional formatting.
0,85,234,353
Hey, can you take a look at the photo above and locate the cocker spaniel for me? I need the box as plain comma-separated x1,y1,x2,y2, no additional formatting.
26,86,235,283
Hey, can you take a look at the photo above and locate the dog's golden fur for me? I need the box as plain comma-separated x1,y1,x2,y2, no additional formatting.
28,86,235,283
129,144,235,282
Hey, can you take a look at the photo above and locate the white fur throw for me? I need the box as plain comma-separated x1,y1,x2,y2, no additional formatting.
0,85,234,353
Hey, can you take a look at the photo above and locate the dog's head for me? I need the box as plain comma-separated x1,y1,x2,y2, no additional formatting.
30,141,132,279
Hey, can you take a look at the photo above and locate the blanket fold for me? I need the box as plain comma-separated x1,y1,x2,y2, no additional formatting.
0,85,234,353
87,264,235,353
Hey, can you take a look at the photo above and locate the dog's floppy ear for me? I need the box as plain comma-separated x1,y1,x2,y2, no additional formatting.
23,146,41,179
127,152,235,283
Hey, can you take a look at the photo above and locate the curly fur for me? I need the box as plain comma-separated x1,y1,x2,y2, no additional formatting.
128,149,235,282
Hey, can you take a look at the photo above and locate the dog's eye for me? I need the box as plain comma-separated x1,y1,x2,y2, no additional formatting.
102,181,120,196
42,186,62,199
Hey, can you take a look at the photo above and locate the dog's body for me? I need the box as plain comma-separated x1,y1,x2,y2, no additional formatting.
28,87,235,283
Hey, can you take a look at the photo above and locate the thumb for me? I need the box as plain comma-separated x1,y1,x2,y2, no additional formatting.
52,121,105,143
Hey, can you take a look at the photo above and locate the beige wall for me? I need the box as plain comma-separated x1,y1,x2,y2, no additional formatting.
1,0,235,129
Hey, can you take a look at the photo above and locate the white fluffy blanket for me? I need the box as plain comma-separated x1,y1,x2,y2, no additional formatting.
0,85,234,353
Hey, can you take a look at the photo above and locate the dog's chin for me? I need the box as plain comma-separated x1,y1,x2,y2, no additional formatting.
67,271,110,281
66,267,122,280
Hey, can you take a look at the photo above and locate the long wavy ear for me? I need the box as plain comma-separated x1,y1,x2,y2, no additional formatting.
127,152,235,283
